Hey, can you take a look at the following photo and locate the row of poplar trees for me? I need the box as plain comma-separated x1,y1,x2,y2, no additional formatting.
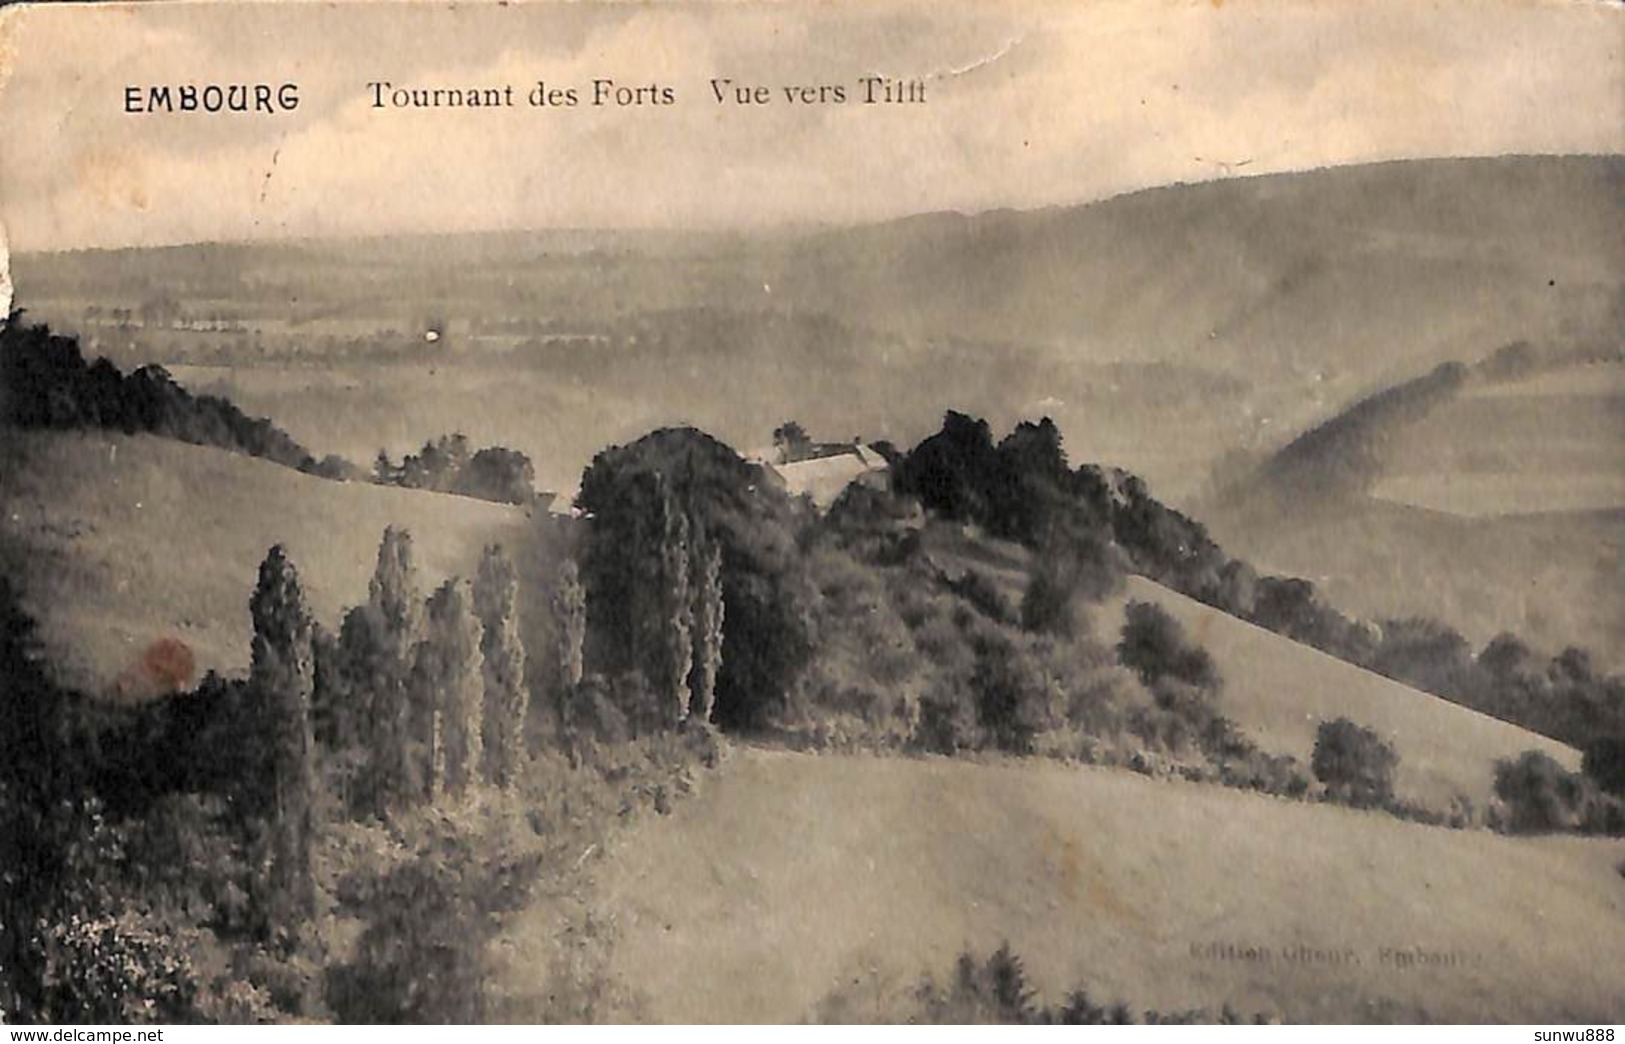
245,528,533,925
625,471,725,730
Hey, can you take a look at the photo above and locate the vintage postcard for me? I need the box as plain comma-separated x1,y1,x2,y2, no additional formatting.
0,0,1621,1027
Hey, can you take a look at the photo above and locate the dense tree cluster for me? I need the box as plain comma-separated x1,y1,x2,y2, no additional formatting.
0,571,305,1022
1,320,535,504
576,427,807,731
373,433,538,505
889,410,1624,771
0,317,337,476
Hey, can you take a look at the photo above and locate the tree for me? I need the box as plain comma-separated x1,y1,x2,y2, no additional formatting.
550,558,587,709
892,411,1001,527
772,420,812,463
460,446,536,505
1116,601,1220,693
1494,750,1586,833
688,532,725,725
409,579,485,801
1581,736,1625,798
1370,616,1474,700
318,607,382,752
364,527,422,811
0,576,98,1020
971,634,1054,755
576,427,815,731
1311,718,1398,808
475,545,528,788
248,545,317,931
1021,533,1122,636
1480,632,1540,681
631,475,693,728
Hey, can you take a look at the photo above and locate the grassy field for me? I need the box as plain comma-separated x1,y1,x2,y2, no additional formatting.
578,747,1625,1024
0,429,536,697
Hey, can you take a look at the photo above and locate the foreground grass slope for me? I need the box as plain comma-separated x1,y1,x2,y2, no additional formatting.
0,429,532,696
1103,576,1581,809
588,749,1625,1024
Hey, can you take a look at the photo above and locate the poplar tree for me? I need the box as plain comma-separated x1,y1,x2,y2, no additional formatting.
552,558,587,695
688,531,725,726
367,526,421,810
550,557,587,744
410,578,484,800
475,545,527,788
248,545,317,930
632,477,691,729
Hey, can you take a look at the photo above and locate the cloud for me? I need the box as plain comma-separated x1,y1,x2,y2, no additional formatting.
0,0,1619,249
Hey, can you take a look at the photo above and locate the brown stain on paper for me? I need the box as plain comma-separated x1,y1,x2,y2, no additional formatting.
1047,828,1146,930
110,635,197,701
74,148,151,213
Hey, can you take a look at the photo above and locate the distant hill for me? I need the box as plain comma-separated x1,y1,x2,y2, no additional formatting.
13,155,1621,505
0,429,539,697
564,748,1625,1023
1204,355,1623,664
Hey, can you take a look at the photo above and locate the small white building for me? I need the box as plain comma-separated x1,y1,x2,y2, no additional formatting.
761,444,890,511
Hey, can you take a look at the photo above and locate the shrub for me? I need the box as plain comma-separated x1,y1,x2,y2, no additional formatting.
1311,718,1398,808
915,678,982,755
912,943,1037,1024
970,634,1057,755
853,943,1265,1025
325,800,545,1023
34,910,204,1024
1116,602,1221,693
950,569,1016,625
1493,750,1593,834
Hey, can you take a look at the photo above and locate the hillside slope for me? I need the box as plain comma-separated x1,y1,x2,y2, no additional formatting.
0,429,534,697
920,525,1576,807
567,749,1625,1023
1103,577,1581,809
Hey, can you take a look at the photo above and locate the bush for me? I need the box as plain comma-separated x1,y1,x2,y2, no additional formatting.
949,569,1016,625
915,678,982,755
830,943,1266,1025
1489,750,1624,835
1311,719,1398,808
1116,602,1221,693
970,634,1056,755
1493,751,1574,833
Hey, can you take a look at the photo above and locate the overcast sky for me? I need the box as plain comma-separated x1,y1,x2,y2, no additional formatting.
0,0,1620,251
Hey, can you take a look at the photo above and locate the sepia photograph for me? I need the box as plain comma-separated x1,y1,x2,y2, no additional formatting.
0,0,1621,1027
